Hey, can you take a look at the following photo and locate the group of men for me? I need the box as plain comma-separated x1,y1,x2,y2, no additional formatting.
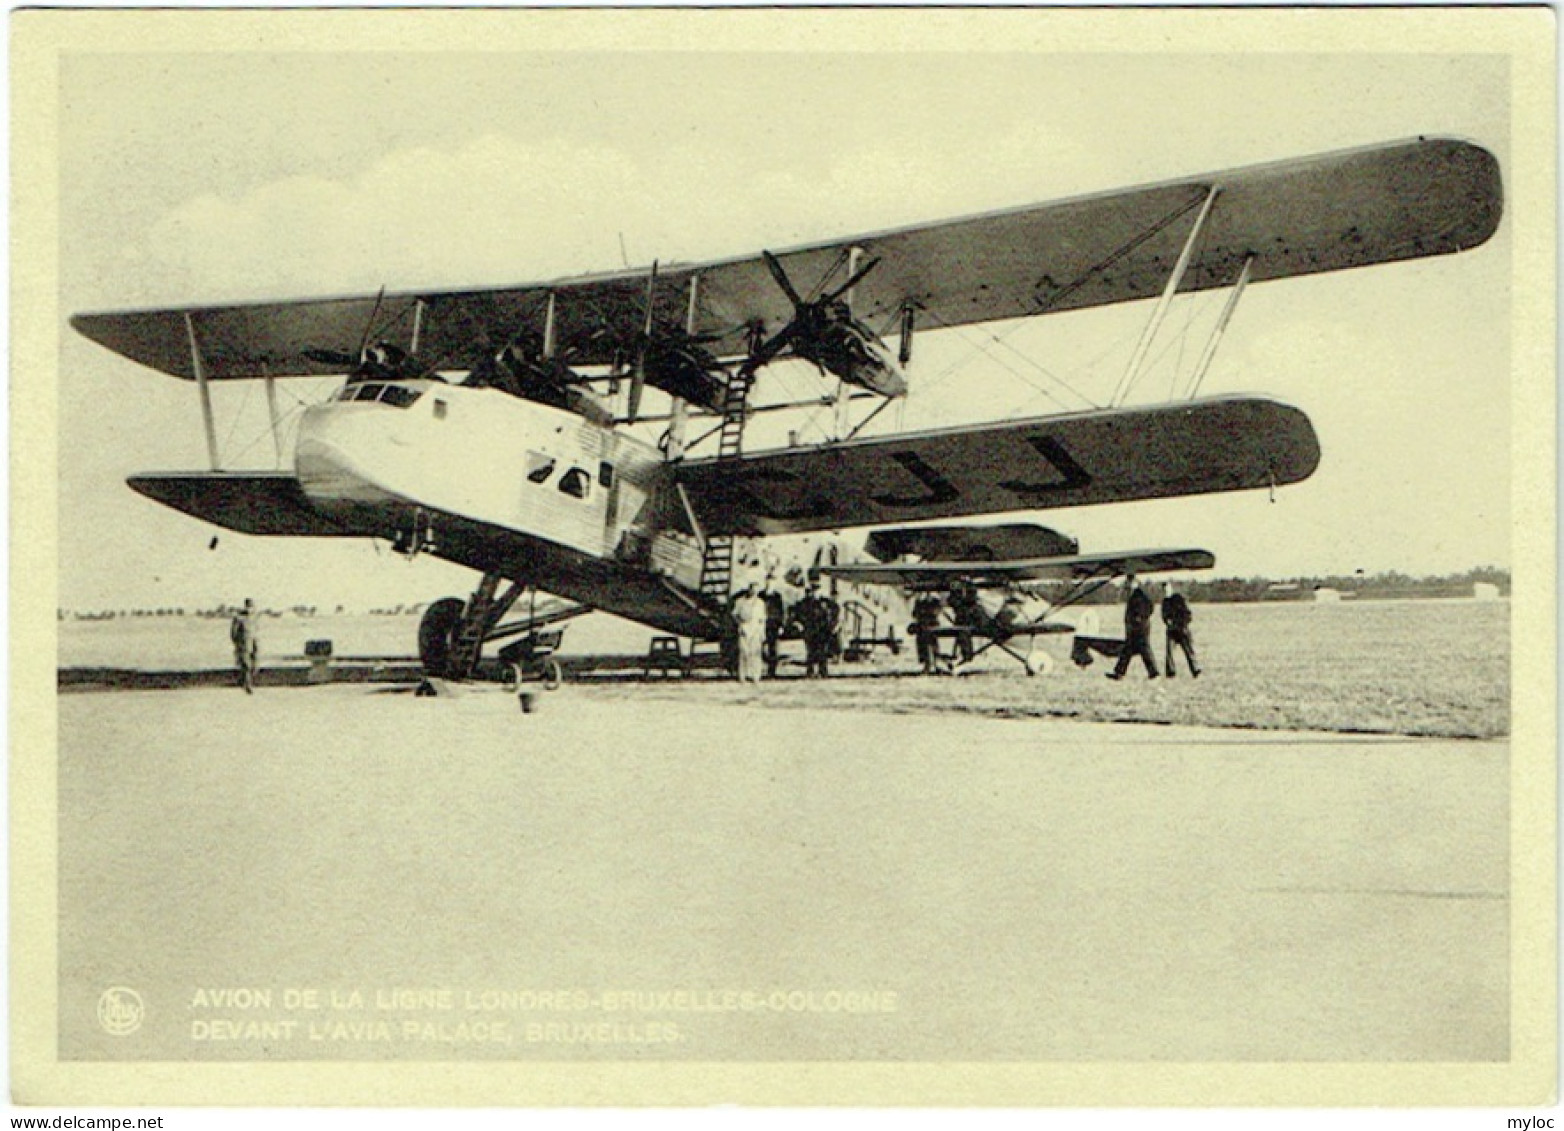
730,578,841,682
1106,577,1200,681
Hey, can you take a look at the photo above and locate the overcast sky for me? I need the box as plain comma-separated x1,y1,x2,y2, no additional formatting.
50,18,1517,611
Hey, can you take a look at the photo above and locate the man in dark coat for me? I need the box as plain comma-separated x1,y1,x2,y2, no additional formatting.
762,580,787,678
229,598,258,693
911,592,945,673
1108,576,1159,680
1161,582,1201,677
798,583,837,678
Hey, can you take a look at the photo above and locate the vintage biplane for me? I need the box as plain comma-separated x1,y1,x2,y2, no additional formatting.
823,524,1214,674
71,137,1500,679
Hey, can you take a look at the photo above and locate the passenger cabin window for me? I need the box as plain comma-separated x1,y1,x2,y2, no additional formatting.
525,453,556,484
559,468,591,500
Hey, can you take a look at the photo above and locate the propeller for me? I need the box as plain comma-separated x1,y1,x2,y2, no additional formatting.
744,250,883,379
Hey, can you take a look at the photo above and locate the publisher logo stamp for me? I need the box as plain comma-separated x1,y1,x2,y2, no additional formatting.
97,987,144,1036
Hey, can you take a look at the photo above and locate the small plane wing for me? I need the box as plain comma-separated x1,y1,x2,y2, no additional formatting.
676,395,1318,537
72,138,1499,384
864,523,1078,562
127,472,372,537
822,548,1215,589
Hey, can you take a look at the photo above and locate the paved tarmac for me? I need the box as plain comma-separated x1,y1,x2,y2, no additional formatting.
56,684,1508,1063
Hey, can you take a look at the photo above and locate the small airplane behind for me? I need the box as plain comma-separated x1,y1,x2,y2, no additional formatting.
71,137,1501,680
823,525,1214,674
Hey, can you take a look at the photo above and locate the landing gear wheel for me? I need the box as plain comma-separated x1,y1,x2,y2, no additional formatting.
542,659,564,691
1025,652,1055,677
419,597,465,678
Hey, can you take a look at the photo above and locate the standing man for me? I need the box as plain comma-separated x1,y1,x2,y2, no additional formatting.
798,582,831,679
911,592,945,674
732,582,768,683
1107,576,1159,681
947,582,981,666
1161,581,1201,677
229,598,258,693
762,577,787,678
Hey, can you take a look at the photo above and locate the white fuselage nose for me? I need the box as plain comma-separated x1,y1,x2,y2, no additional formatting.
295,381,659,559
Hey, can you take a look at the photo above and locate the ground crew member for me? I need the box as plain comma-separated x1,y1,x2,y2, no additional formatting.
230,598,258,693
762,580,787,678
912,592,944,673
1108,576,1159,680
1161,582,1201,677
732,583,768,683
947,582,981,665
798,583,835,678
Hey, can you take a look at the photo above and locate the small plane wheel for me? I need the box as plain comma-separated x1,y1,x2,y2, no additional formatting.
542,659,564,691
1026,652,1056,677
418,597,465,678
502,663,522,692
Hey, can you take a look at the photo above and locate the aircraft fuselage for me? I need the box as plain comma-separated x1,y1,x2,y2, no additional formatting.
292,380,902,642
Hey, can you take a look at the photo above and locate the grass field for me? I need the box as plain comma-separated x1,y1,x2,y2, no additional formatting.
591,599,1512,740
59,598,1510,739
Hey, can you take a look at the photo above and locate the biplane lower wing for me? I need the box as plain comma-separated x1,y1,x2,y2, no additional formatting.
822,548,1215,589
678,396,1318,538
127,472,369,537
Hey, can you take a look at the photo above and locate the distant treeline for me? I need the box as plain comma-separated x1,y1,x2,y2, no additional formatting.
56,567,1510,621
1034,566,1511,606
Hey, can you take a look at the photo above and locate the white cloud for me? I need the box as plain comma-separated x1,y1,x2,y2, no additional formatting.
141,121,1118,304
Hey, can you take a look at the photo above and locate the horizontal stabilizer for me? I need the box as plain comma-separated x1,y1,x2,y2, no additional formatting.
128,472,366,537
823,547,1214,589
678,395,1319,537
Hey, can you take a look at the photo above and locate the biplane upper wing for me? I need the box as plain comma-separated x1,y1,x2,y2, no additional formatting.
71,138,1499,383
822,548,1215,589
675,395,1318,538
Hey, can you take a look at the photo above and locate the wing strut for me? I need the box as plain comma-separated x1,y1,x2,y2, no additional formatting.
664,273,700,460
542,291,558,358
1111,186,1219,407
262,362,283,467
184,313,220,471
1185,253,1255,399
833,245,866,439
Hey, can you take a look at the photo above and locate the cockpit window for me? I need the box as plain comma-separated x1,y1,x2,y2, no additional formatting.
378,384,422,408
335,382,423,408
559,468,591,500
525,453,556,484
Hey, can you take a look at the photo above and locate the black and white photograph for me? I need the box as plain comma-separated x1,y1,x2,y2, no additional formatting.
12,6,1555,1111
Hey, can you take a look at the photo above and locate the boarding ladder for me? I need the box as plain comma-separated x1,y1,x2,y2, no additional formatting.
448,574,505,679
696,367,754,605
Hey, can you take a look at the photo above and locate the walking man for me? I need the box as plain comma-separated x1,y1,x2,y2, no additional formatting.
1108,576,1159,681
1161,581,1201,677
